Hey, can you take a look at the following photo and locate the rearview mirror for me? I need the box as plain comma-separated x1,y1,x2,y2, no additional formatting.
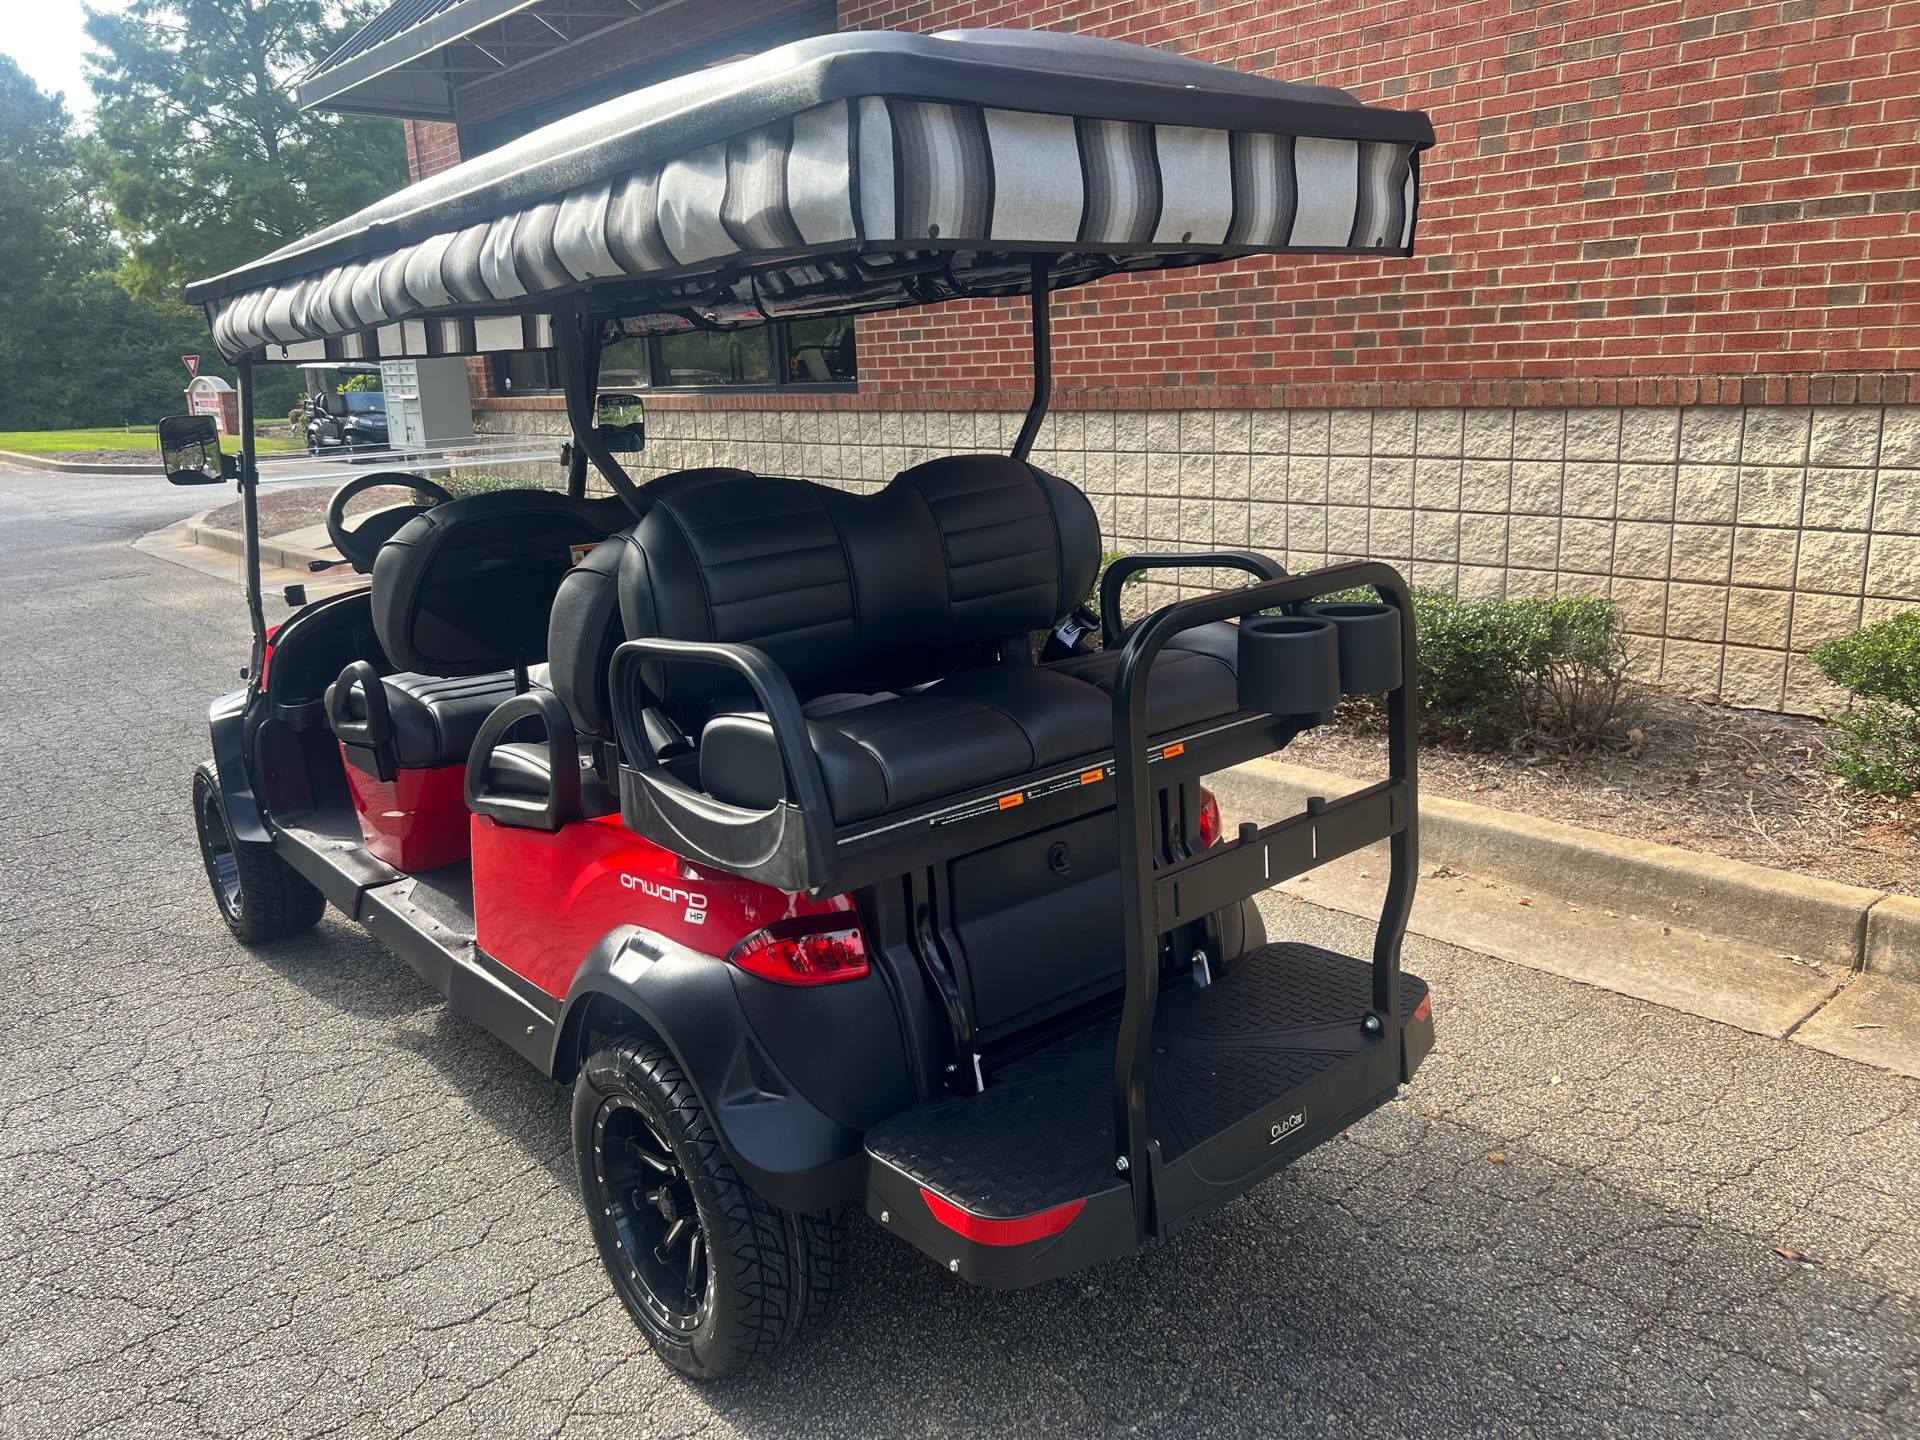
594,391,646,453
158,414,232,485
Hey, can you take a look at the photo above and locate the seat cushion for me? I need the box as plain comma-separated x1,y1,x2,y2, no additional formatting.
484,742,619,818
700,667,1112,824
1046,622,1242,732
332,671,520,769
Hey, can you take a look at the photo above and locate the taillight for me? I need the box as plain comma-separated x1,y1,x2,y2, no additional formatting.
257,623,281,689
1197,787,1223,848
728,914,869,986
919,1188,1085,1247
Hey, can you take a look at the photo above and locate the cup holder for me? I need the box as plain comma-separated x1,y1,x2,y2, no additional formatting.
1299,601,1403,694
1236,615,1341,717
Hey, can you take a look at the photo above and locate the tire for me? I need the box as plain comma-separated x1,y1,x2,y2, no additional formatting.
192,761,325,944
573,1037,850,1380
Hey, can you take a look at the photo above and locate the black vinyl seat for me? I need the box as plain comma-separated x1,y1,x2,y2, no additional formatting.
1045,622,1242,734
700,666,1112,823
609,456,1257,826
483,741,620,817
330,671,521,769
329,488,630,777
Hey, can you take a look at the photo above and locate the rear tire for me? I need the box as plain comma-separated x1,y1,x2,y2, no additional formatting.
193,761,324,944
573,1037,849,1380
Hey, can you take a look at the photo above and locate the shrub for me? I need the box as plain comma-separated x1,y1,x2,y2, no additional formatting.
1810,611,1920,796
1320,590,1634,748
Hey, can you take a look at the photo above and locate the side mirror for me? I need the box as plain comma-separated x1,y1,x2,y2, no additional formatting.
594,391,646,453
158,414,232,485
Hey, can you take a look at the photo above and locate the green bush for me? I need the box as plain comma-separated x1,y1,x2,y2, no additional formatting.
1412,592,1633,748
1810,611,1920,796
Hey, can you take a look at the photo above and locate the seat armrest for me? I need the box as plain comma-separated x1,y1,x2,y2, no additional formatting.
608,638,832,817
609,637,837,892
1100,551,1287,646
325,659,397,781
465,690,582,832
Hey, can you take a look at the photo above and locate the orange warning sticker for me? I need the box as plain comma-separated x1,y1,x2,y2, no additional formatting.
997,793,1025,810
1162,742,1186,759
1079,769,1106,786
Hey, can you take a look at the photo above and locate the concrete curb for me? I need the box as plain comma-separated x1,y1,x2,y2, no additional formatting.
1228,757,1904,976
186,518,337,574
0,448,157,475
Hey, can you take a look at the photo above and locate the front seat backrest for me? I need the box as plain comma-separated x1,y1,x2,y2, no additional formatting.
372,489,631,676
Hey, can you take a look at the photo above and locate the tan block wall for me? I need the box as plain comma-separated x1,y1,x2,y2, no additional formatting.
479,402,1920,715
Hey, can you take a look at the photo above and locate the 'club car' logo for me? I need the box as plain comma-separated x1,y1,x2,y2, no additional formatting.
621,873,708,925
1269,1110,1306,1146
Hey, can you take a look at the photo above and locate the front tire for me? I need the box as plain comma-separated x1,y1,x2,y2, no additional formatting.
573,1037,848,1380
192,761,324,944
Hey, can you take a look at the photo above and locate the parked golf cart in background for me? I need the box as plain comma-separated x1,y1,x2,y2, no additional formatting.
305,386,389,454
162,28,1435,1379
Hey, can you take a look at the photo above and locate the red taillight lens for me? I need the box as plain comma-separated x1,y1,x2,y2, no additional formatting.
257,623,281,689
1197,787,1223,848
919,1188,1086,1247
1413,992,1432,1024
728,915,869,986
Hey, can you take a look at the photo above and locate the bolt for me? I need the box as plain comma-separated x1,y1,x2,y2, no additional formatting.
1362,1013,1384,1036
1189,949,1207,968
949,1259,960,1273
1116,1155,1130,1173
879,1209,890,1224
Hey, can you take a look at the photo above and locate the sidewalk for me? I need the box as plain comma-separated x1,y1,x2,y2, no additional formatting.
1217,757,1920,1078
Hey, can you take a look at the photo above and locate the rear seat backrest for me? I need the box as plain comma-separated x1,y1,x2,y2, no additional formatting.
372,489,631,676
613,456,1100,722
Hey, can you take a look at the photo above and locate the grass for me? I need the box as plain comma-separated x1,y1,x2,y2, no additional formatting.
0,427,300,455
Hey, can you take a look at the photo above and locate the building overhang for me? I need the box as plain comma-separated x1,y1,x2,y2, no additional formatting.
294,0,675,119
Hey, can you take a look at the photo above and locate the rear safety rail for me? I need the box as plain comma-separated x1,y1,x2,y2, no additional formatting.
1110,559,1420,1237
1154,779,1410,931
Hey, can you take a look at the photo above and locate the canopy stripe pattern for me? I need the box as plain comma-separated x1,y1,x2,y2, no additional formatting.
212,95,1420,363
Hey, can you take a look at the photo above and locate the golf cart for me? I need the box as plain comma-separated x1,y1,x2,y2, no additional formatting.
163,29,1435,1379
306,385,389,454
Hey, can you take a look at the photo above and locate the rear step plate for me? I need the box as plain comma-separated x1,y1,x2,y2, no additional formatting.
865,944,1431,1287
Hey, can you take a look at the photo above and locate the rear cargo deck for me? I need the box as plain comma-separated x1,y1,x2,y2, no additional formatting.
865,943,1430,1284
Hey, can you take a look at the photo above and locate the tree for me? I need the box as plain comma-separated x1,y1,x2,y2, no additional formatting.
0,52,286,429
86,0,407,303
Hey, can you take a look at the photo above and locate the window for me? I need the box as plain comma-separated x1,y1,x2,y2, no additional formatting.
489,324,856,395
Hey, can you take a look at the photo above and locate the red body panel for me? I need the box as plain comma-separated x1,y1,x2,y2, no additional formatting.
340,755,471,871
471,814,854,999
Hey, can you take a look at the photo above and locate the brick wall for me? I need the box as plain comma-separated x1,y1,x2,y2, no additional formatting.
841,0,1920,408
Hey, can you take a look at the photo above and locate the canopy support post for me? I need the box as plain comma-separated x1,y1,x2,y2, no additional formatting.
556,309,647,516
1010,256,1052,463
236,356,268,689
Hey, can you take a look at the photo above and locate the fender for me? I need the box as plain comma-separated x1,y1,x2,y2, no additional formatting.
209,688,270,844
553,925,867,1213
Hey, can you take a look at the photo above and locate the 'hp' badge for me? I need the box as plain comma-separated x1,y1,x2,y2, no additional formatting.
1269,1111,1306,1146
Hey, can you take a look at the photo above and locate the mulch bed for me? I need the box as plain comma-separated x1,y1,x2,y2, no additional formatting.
204,486,336,538
1285,690,1920,896
33,450,157,466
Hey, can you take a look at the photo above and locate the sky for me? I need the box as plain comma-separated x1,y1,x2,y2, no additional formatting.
3,0,121,118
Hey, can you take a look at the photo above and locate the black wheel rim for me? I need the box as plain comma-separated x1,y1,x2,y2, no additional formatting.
195,780,243,922
590,1096,709,1332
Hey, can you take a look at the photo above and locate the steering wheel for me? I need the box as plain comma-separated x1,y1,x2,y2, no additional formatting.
326,472,455,574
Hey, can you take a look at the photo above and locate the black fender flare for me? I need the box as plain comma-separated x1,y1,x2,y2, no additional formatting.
209,688,269,845
551,925,865,1213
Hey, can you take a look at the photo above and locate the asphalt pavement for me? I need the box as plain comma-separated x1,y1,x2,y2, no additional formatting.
1,465,1915,1439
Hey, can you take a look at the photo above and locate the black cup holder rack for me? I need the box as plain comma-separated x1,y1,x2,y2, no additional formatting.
1236,599,1404,719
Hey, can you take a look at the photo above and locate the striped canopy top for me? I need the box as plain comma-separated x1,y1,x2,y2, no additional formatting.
188,28,1436,365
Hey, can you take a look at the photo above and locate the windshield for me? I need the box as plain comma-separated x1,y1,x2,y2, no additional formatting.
343,391,384,414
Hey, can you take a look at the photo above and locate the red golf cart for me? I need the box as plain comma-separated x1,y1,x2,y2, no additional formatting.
162,28,1436,1379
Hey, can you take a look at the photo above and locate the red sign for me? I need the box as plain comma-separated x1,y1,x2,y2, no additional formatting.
182,355,200,378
